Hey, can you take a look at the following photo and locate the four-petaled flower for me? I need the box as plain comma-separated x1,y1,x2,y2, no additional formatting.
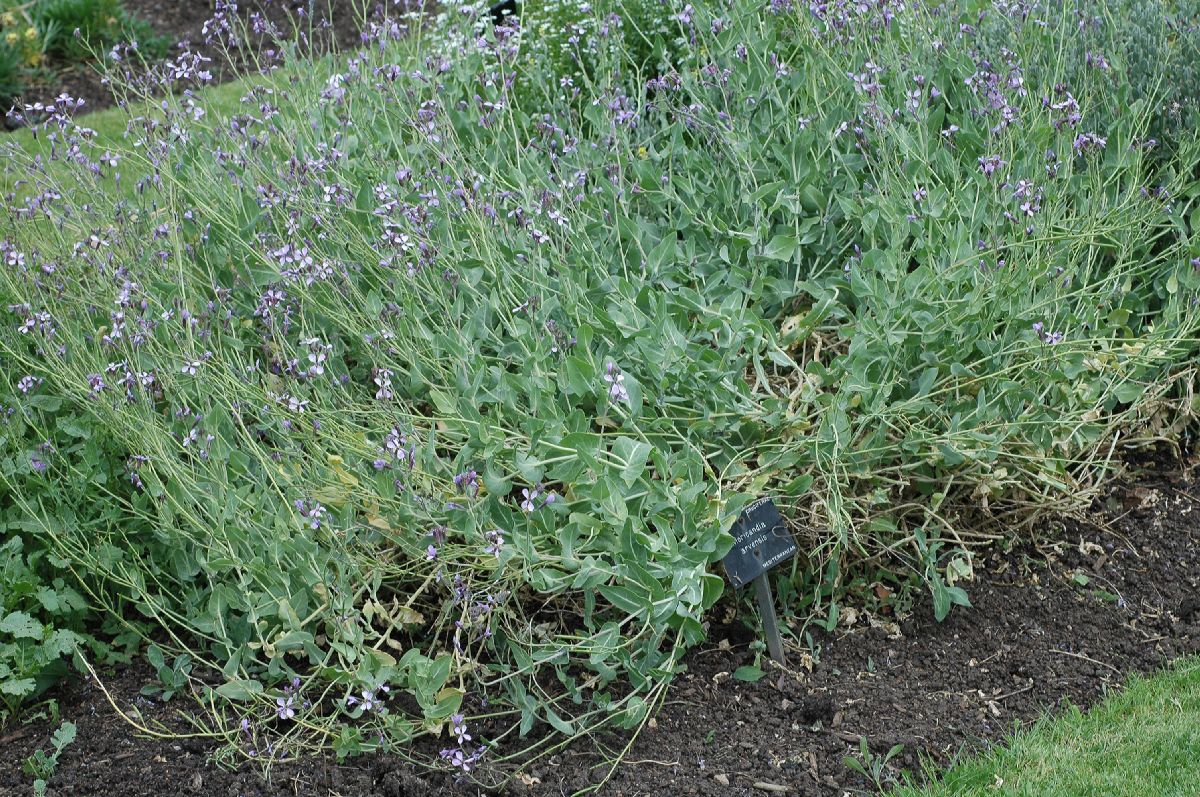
484,529,505,556
520,487,539,512
603,362,629,403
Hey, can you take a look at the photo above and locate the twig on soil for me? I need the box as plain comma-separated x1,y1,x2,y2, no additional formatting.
77,654,220,740
0,725,35,744
624,759,681,767
752,781,789,793
1048,649,1122,676
1165,485,1200,506
993,683,1035,702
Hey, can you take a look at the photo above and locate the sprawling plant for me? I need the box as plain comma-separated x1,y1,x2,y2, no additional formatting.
1,0,1197,780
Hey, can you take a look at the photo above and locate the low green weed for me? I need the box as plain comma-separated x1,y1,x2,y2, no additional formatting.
139,644,192,702
0,537,87,723
23,719,76,797
844,736,906,792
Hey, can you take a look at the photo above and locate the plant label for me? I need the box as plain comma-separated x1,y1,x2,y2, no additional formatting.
722,497,797,588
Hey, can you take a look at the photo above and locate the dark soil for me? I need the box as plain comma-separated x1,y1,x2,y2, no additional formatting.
1,453,1197,796
7,0,375,121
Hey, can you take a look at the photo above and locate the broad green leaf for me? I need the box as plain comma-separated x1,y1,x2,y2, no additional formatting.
0,611,42,640
733,665,766,682
612,437,651,486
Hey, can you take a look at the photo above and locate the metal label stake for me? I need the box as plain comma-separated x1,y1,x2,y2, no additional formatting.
753,572,786,666
722,498,797,666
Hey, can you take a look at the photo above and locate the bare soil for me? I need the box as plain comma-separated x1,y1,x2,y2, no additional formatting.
8,0,373,120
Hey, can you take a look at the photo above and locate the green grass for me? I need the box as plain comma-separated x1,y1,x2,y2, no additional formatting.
0,75,255,223
3,72,256,151
895,657,1200,797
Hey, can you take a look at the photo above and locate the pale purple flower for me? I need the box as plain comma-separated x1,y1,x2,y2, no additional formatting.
441,747,472,772
373,368,394,400
346,687,387,714
1073,132,1107,155
295,499,327,530
1033,322,1064,344
454,470,479,497
978,155,1005,177
276,695,296,720
451,714,471,744
603,362,629,403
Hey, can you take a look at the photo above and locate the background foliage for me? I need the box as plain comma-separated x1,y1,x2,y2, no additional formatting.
0,0,169,107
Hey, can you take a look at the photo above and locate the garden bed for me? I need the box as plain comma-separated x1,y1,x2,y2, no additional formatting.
4,0,369,121
3,0,1199,794
1,449,1196,796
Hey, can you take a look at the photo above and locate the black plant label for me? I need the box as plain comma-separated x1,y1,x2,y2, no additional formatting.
722,498,797,588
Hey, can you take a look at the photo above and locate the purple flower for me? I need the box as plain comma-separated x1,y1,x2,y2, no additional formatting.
978,155,1005,177
373,368,394,400
426,544,438,561
603,362,629,403
295,499,327,530
276,695,296,720
451,714,471,744
441,747,473,773
484,529,505,557
1033,322,1063,344
1073,132,1107,155
454,470,479,497
347,687,388,714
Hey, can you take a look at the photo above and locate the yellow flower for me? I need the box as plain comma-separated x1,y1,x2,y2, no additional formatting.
26,52,43,67
637,146,648,158
5,31,19,47
24,26,38,41
0,12,15,27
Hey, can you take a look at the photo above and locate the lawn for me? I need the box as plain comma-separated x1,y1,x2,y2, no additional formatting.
896,657,1200,797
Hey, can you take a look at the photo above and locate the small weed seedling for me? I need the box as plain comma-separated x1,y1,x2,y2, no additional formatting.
138,645,192,701
844,736,905,793
23,719,76,797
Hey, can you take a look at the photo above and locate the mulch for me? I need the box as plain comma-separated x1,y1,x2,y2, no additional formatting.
0,447,1196,796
